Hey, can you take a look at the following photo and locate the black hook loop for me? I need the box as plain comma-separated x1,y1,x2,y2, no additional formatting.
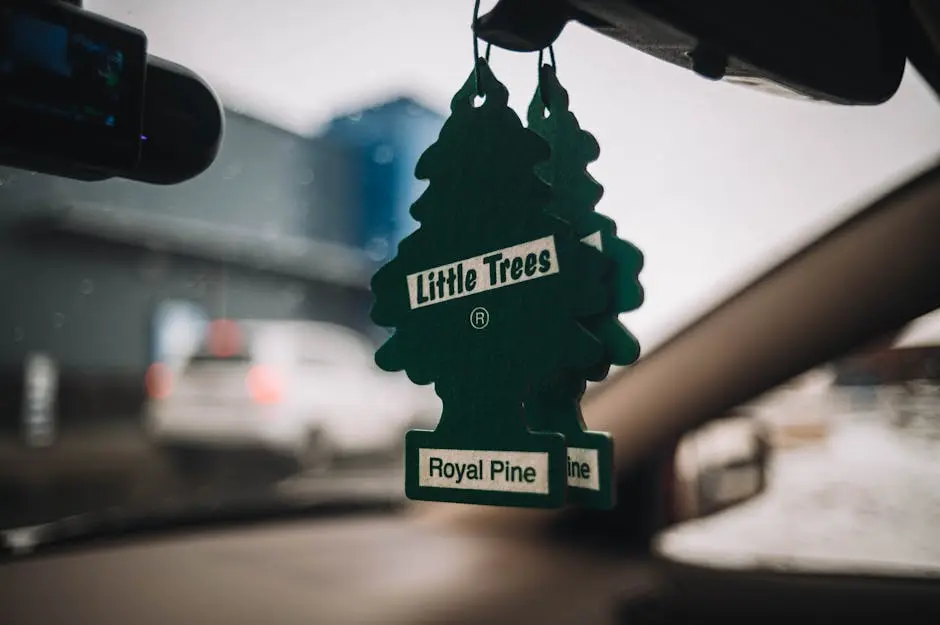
537,45,557,70
472,0,484,97
537,46,557,108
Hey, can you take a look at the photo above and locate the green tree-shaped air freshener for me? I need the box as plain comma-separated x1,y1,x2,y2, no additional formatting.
371,58,611,508
525,61,645,509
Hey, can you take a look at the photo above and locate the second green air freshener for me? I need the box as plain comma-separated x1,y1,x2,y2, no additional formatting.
525,60,645,509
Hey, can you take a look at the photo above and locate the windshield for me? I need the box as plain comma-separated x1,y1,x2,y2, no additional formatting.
2,1,940,562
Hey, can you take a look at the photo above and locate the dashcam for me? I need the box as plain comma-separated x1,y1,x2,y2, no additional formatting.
0,0,223,184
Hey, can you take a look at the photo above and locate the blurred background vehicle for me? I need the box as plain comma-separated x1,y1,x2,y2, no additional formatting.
145,318,440,487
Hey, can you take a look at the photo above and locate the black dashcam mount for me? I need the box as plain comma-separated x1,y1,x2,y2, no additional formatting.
0,0,224,184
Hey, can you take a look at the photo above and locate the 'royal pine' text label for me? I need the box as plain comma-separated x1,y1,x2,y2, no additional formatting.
567,447,600,490
406,236,559,309
417,448,550,494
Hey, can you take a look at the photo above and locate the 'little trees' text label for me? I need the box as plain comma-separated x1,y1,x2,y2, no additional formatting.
567,447,600,490
418,448,549,494
407,236,559,309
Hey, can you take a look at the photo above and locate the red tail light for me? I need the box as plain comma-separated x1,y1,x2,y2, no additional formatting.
145,362,173,399
246,365,283,405
209,319,241,358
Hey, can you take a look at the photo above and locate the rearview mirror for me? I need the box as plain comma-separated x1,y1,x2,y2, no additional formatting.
477,0,908,104
672,412,770,521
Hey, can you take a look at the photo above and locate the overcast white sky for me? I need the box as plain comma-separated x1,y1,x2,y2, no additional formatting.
90,0,940,347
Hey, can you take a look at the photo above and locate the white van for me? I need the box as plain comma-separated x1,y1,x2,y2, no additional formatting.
144,319,441,477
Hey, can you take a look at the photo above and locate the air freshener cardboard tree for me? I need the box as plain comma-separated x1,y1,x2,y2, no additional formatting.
525,62,645,509
371,59,610,508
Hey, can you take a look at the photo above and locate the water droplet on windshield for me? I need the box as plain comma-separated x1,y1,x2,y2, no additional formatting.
222,163,243,180
12,327,24,342
365,237,390,262
298,169,315,186
373,145,394,165
187,273,206,289
52,313,65,328
285,284,306,304
140,252,170,280
79,279,94,295
262,223,279,241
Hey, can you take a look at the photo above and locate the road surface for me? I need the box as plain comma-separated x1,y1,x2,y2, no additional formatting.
0,421,405,530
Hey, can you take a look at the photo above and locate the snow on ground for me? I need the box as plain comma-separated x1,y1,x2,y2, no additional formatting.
657,411,940,577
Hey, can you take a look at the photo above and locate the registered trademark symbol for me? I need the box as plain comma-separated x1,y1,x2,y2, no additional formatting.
469,307,489,330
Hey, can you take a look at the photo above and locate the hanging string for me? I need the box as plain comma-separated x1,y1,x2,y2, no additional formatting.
472,0,483,96
537,46,557,70
538,46,557,108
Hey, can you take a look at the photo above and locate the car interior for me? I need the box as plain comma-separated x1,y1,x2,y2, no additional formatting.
3,1,940,624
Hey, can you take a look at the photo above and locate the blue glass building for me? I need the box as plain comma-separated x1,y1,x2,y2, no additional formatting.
319,97,444,262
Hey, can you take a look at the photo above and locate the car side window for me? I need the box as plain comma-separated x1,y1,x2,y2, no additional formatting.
658,307,940,576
